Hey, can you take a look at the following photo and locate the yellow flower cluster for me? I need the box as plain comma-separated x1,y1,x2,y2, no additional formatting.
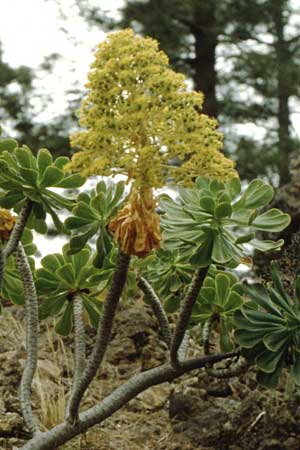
0,208,16,241
67,29,237,188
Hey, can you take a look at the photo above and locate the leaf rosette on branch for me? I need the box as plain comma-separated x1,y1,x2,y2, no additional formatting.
65,179,127,267
193,270,244,352
161,176,290,267
0,135,85,233
36,244,106,335
235,263,300,388
66,29,237,257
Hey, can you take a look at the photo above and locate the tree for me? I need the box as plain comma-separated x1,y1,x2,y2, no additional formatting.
220,0,300,185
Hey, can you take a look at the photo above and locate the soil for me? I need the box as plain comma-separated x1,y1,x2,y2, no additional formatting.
1,299,300,450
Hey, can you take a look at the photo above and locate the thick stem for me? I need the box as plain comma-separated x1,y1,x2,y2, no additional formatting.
20,351,235,450
177,330,189,361
66,250,130,424
16,244,40,435
72,294,86,389
4,200,32,259
138,276,171,347
170,266,209,367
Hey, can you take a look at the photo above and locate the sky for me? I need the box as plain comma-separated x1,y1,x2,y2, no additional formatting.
0,0,124,120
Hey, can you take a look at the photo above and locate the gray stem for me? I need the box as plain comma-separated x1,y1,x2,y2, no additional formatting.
66,250,130,424
72,293,86,389
4,199,32,259
20,351,235,450
16,244,40,435
177,330,190,361
170,266,209,367
138,276,171,347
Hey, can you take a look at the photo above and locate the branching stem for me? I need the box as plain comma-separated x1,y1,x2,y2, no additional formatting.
170,266,209,367
16,244,40,435
20,351,235,450
138,276,171,347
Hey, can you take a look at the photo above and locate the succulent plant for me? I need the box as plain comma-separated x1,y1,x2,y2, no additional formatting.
36,244,106,335
160,176,290,267
64,179,127,267
0,140,85,233
192,270,244,352
235,263,300,388
140,248,193,312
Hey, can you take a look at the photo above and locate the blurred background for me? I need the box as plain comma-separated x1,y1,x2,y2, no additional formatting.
0,0,299,188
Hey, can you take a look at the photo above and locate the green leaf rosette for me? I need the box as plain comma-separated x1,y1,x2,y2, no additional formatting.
64,179,127,267
36,244,107,335
234,263,300,388
140,248,193,312
193,270,244,352
160,177,290,267
0,144,85,233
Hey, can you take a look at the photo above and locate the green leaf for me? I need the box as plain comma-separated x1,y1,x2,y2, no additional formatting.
53,156,69,169
214,202,232,219
56,263,76,287
225,291,243,312
237,179,273,209
55,302,73,336
65,216,92,229
244,284,282,317
20,167,38,185
227,177,241,199
39,294,66,320
252,209,291,232
40,166,64,187
199,196,215,214
33,218,48,234
250,238,284,252
41,254,64,272
55,174,86,189
0,138,18,152
68,223,99,255
263,330,289,352
220,320,234,352
190,236,213,267
37,148,53,175
72,248,91,279
15,147,36,169
257,363,283,388
215,273,230,305
270,262,293,305
82,297,100,328
256,347,286,373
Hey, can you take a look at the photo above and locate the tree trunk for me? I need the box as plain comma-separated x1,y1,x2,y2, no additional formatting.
273,0,292,186
193,2,218,118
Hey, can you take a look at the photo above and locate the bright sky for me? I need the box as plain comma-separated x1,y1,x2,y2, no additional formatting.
0,0,124,120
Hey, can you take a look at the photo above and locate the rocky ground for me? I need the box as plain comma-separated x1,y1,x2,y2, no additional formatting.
1,300,300,450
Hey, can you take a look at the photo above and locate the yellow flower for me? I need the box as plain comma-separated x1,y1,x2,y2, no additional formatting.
67,29,237,188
